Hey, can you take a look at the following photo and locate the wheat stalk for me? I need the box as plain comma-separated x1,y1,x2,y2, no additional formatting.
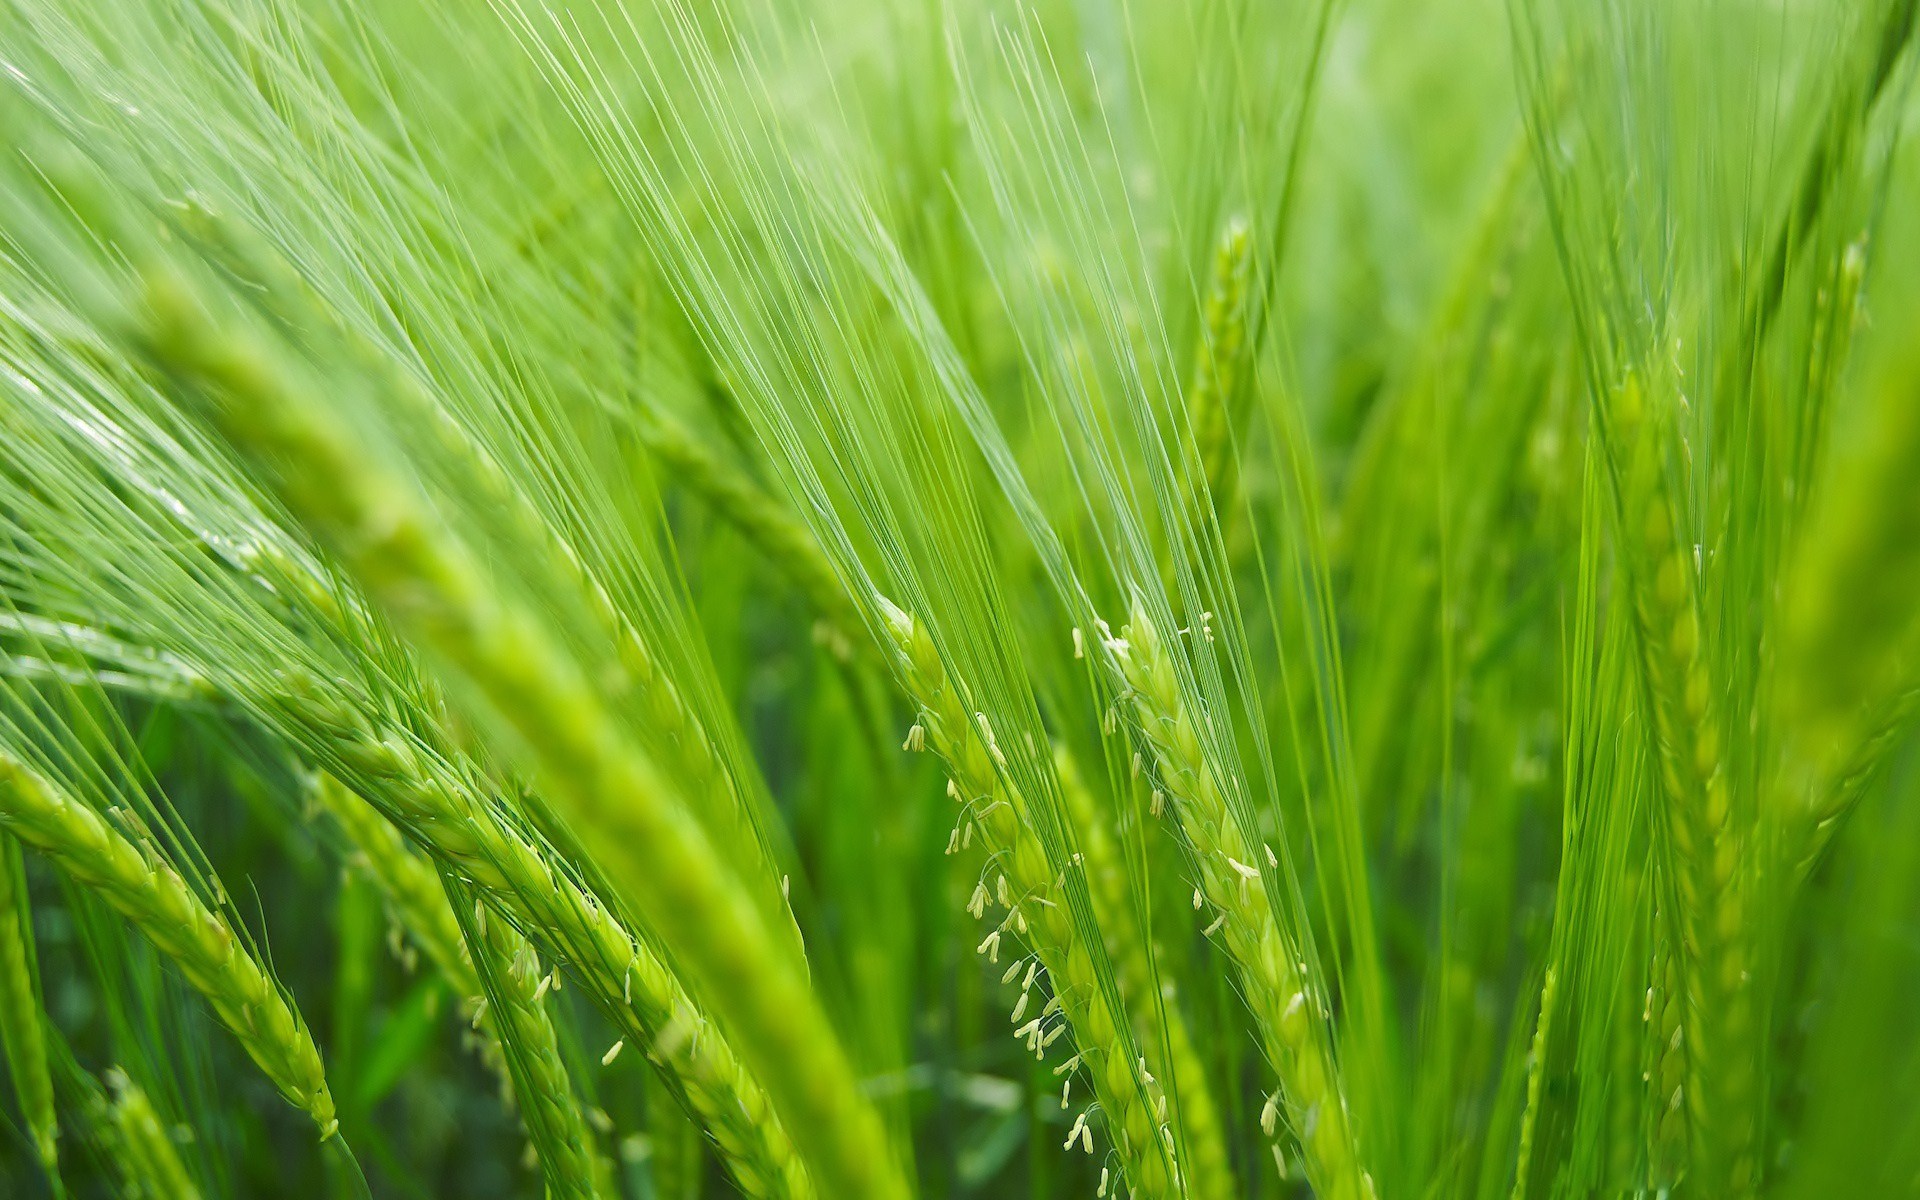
1105,598,1370,1200
0,831,57,1174
0,752,336,1137
880,598,1177,1198
1052,741,1236,1200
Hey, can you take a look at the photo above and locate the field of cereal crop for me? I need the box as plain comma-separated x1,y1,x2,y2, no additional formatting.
1,1,1918,1196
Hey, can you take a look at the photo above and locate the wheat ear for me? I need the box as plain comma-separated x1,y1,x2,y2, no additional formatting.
1052,742,1237,1200
447,874,604,1200
1188,216,1255,515
0,753,336,1137
1607,375,1754,1193
1107,600,1370,1200
283,684,812,1200
1796,686,1920,873
1780,314,1920,863
134,267,904,1200
102,1068,202,1200
236,501,809,1200
389,383,805,972
881,599,1176,1198
1510,967,1557,1198
0,832,57,1173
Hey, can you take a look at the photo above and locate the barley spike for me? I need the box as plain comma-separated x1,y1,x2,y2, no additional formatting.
881,598,1176,1199
0,753,335,1137
1108,599,1369,1200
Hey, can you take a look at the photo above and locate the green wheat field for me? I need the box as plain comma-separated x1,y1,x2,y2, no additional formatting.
0,0,1916,1196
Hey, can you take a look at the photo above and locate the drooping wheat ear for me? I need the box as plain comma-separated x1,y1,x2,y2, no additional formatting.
1106,599,1371,1200
1052,742,1236,1200
638,407,862,648
879,599,1176,1199
448,875,604,1200
389,382,806,972
134,268,903,1200
0,832,57,1173
1188,216,1254,516
281,685,812,1200
102,1067,202,1200
0,753,336,1137
182,206,804,970
1605,374,1753,1193
314,764,507,1091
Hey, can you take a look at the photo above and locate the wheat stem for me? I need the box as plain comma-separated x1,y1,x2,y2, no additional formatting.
0,753,336,1137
